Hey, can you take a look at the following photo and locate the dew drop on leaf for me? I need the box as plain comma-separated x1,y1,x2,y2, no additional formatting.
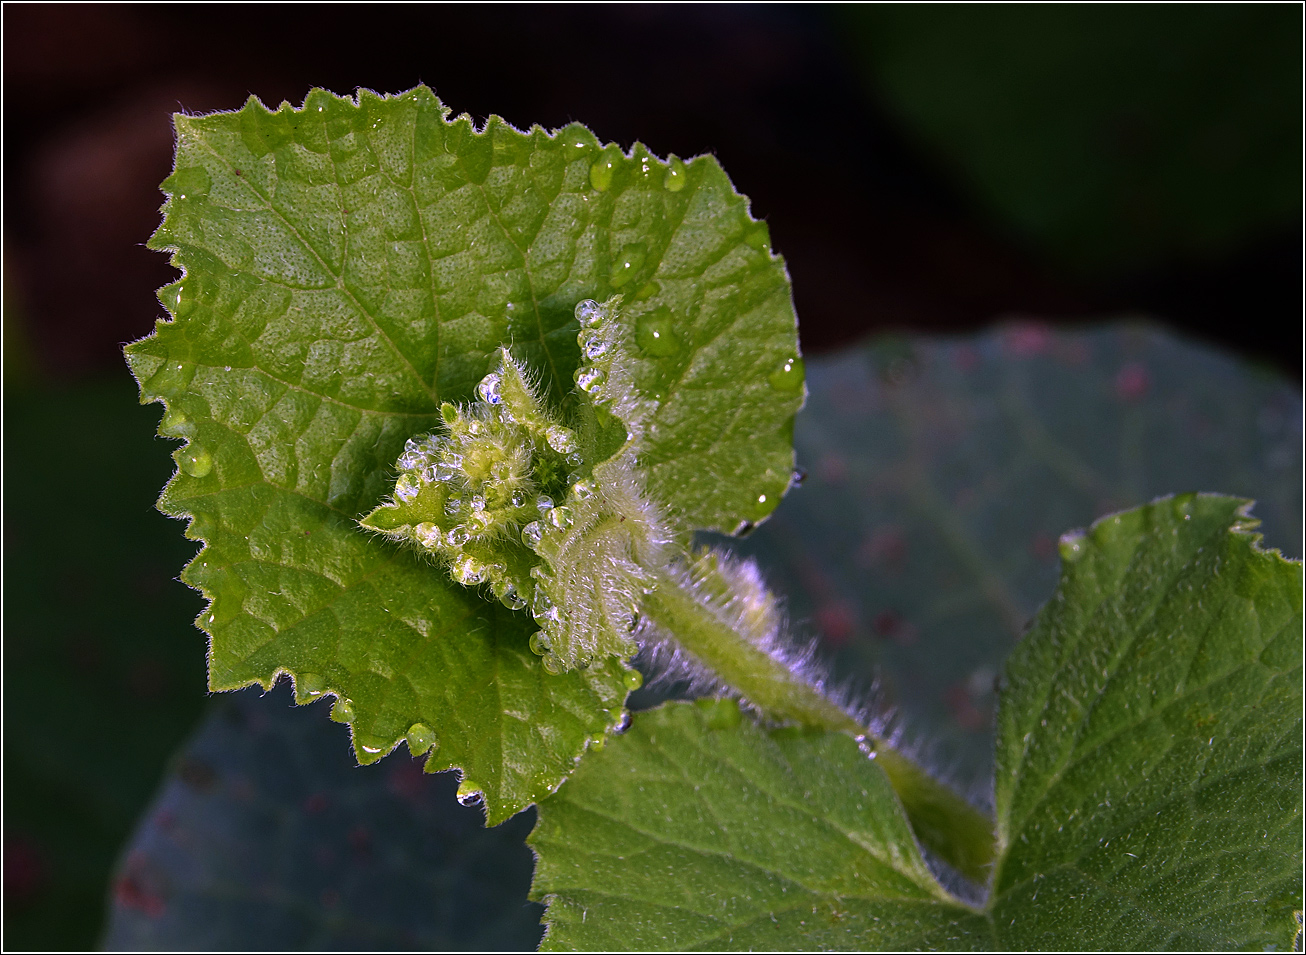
529,631,551,655
589,150,618,191
330,698,355,723
446,526,471,547
623,669,644,691
636,308,680,357
178,446,213,478
545,425,577,453
574,299,604,326
1059,531,1087,562
609,243,646,287
521,521,545,548
664,156,687,192
476,372,502,404
549,505,574,530
456,780,484,807
768,355,804,393
297,671,325,698
405,722,437,756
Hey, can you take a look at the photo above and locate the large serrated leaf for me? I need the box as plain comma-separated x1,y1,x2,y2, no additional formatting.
988,494,1302,949
529,700,981,951
533,496,1302,950
125,86,801,822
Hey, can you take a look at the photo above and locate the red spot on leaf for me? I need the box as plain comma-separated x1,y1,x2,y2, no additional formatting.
815,601,855,646
1115,362,1149,401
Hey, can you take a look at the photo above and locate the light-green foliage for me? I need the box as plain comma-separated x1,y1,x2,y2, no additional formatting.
125,87,801,822
128,86,1301,950
533,496,1302,950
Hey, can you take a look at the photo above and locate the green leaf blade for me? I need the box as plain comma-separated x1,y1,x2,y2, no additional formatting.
991,494,1303,949
129,86,801,821
530,701,980,951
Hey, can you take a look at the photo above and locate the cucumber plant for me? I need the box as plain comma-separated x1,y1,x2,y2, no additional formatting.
126,87,1302,951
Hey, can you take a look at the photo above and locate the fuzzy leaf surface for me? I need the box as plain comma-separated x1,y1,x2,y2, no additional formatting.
988,494,1302,949
529,700,980,951
125,86,799,821
534,496,1302,950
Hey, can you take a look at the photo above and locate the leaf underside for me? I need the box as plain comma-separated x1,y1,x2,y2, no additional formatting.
124,86,802,822
532,495,1302,950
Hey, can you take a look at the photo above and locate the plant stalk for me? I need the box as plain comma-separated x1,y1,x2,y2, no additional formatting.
643,572,996,887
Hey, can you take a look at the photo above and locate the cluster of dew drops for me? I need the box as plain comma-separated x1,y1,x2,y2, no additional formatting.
384,300,623,675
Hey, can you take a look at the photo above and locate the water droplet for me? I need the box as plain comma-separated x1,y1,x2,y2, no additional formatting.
406,722,437,755
566,452,584,468
636,308,680,357
298,671,325,698
768,355,804,393
330,698,355,723
395,474,419,502
456,781,484,807
477,372,502,404
510,489,527,508
545,425,577,454
521,521,545,548
434,462,458,482
536,495,555,514
664,157,687,192
790,467,807,488
614,709,632,733
744,223,770,251
470,494,486,512
571,479,596,501
584,336,609,360
587,733,606,751
609,243,646,287
178,446,213,478
549,505,574,530
399,451,423,470
532,587,559,624
1059,531,1087,563
623,669,644,691
160,408,191,436
589,148,618,191
575,367,605,393
575,299,604,326
540,653,563,675
414,522,441,548
445,452,464,469
446,525,471,547
404,437,421,454
444,497,463,516
452,554,486,585
498,585,527,611
528,631,551,655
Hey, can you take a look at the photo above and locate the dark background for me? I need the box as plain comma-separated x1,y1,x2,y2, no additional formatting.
3,4,1301,949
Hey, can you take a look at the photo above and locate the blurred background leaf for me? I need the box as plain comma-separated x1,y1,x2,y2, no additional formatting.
3,5,1299,949
713,323,1301,792
100,682,542,952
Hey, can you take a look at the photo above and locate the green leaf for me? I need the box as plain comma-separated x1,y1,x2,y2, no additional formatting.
125,86,799,822
989,494,1302,949
533,496,1302,949
529,699,980,951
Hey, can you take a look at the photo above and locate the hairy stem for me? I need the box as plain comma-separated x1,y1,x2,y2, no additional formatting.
642,571,996,888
